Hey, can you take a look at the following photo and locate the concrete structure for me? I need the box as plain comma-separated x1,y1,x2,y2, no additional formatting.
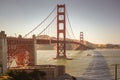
12,65,65,80
34,65,65,80
55,74,74,80
0,31,7,73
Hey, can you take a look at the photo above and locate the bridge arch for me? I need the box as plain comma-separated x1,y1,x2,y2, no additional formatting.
0,31,37,73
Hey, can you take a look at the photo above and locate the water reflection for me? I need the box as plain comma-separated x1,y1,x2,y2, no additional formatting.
78,50,113,80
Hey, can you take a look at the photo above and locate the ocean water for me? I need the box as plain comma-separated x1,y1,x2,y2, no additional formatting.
37,49,120,80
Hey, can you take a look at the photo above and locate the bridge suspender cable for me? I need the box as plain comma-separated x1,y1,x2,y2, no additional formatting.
24,6,56,38
37,16,57,36
66,8,76,40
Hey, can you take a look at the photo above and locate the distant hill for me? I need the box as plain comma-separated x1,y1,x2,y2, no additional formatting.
76,41,95,50
94,44,120,49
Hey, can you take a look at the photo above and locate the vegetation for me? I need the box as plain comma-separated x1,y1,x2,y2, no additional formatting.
0,69,46,80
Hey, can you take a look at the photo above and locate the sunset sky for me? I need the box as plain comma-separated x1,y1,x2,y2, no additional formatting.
0,0,120,44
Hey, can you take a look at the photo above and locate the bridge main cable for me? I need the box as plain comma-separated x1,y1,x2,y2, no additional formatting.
24,6,56,37
37,16,57,36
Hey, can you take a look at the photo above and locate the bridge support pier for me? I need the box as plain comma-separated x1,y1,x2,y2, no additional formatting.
33,35,37,65
0,31,7,73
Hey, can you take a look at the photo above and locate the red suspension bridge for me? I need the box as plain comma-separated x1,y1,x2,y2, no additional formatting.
0,4,90,73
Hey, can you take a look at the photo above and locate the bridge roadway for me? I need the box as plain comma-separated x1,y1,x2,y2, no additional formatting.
7,37,80,45
36,38,80,44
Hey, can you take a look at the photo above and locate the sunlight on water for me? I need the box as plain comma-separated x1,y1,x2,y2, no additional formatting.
37,49,120,80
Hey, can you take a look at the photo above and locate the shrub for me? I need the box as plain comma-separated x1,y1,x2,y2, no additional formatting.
5,69,46,80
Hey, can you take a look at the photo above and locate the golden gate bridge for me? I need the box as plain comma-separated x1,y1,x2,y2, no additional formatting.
0,4,89,73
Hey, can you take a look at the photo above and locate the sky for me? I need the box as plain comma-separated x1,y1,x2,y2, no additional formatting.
0,0,120,44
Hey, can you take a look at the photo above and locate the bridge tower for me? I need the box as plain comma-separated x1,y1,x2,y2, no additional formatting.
56,4,66,59
80,32,84,49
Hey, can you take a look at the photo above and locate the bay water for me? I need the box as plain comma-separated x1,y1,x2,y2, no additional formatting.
37,49,120,80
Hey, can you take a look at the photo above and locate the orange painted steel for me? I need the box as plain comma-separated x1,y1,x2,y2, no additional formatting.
56,4,66,59
80,32,84,50
7,37,35,68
